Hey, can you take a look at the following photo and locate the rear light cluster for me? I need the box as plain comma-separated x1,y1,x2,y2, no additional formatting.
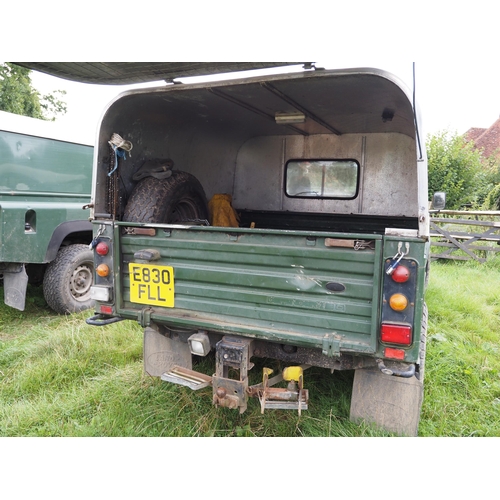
381,258,418,360
89,237,115,315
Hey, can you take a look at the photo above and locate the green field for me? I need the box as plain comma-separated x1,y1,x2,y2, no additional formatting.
1,259,500,437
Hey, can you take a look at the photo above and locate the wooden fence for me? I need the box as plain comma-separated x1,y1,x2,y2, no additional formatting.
430,210,500,263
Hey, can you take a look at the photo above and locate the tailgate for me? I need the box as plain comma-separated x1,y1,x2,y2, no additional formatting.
118,224,383,353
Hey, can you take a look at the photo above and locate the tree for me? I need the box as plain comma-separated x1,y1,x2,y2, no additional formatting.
482,183,500,210
479,150,500,210
0,63,66,121
427,130,491,210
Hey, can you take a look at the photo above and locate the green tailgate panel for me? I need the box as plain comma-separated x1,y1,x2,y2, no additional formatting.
119,226,383,352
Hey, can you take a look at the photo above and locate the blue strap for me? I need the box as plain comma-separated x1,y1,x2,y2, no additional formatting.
108,144,127,176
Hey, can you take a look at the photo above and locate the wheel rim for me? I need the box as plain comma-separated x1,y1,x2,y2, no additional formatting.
168,199,201,223
69,263,93,302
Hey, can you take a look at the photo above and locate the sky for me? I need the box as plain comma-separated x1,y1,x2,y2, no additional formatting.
28,60,500,145
6,1,500,146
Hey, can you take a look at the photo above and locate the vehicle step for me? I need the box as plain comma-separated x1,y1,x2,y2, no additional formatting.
261,400,309,411
161,366,212,390
259,386,309,412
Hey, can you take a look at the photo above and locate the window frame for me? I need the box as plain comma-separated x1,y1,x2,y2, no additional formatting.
284,158,360,200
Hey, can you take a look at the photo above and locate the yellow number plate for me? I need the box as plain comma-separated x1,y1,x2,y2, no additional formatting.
129,263,174,307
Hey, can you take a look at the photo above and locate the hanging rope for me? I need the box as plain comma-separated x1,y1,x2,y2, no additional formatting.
108,146,128,176
108,133,133,176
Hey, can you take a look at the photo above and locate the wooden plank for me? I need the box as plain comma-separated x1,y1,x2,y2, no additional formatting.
430,233,500,241
430,210,500,216
430,218,500,228
431,242,500,252
430,227,500,239
430,221,482,262
429,213,500,263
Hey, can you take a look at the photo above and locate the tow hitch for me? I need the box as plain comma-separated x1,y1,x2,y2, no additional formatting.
160,334,309,415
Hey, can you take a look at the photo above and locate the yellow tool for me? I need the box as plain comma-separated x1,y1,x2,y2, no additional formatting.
283,366,303,384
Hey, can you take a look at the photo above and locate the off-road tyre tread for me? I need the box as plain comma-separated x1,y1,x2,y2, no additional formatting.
123,171,208,223
43,244,94,314
417,302,428,382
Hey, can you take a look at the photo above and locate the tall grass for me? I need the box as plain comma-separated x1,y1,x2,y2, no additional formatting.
419,259,500,436
1,258,500,437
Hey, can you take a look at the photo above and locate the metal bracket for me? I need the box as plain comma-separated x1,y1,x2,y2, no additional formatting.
162,366,212,390
138,307,153,328
253,366,309,416
376,359,416,378
86,314,125,326
123,227,156,236
322,333,341,357
212,336,254,414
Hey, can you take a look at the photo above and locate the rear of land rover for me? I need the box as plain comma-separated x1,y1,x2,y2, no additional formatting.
86,66,429,435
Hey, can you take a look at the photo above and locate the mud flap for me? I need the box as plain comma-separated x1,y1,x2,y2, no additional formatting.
2,264,29,311
144,327,192,377
350,368,423,436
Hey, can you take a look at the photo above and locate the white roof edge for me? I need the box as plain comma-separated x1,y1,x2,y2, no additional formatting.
0,110,93,146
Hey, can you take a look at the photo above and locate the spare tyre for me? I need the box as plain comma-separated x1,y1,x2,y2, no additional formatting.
123,170,209,224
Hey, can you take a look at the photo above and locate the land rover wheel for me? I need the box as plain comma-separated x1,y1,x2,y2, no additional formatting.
43,244,94,314
123,170,209,223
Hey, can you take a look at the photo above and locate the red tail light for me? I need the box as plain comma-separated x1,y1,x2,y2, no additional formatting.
391,265,410,283
100,305,113,315
381,323,412,345
96,242,109,256
384,347,405,360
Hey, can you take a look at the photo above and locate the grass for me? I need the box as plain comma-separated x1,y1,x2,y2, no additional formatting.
419,258,500,436
1,258,500,437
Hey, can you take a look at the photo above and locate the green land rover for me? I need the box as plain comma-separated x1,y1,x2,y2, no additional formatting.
18,63,431,435
0,110,94,313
